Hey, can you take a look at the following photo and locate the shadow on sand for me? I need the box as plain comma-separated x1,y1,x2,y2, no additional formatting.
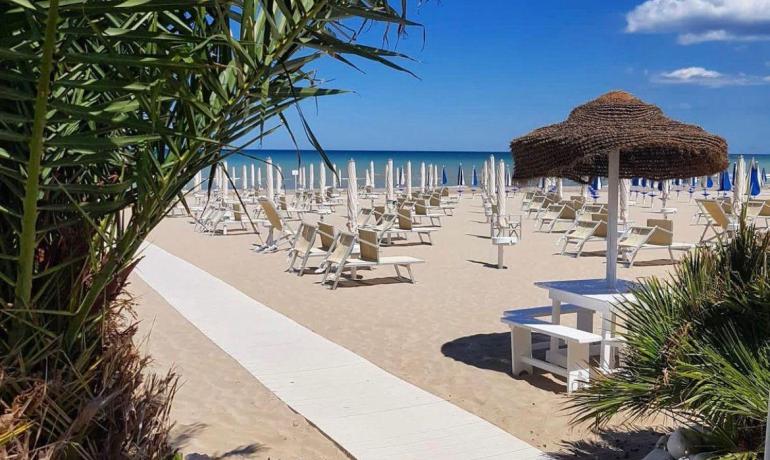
172,423,266,460
548,428,661,460
440,332,564,394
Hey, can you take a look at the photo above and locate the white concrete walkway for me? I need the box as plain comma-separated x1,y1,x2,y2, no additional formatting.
136,243,548,459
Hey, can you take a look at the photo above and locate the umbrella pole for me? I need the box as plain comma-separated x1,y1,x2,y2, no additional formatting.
607,151,619,287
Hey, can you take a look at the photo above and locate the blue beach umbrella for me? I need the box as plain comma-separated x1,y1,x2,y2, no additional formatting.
441,165,448,186
706,176,714,189
750,163,761,196
471,165,478,187
719,170,731,192
631,177,639,187
590,176,602,191
641,178,647,188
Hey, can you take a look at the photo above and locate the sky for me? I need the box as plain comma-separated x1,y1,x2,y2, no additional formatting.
250,0,770,154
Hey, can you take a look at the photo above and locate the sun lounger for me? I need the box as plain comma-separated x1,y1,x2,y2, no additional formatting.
537,204,576,233
699,199,738,244
383,209,439,244
255,197,297,252
619,219,694,266
321,228,424,289
429,193,454,216
415,199,443,226
559,214,607,257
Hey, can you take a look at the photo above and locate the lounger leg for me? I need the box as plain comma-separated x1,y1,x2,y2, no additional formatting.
394,264,402,280
567,342,590,394
287,251,298,272
297,252,312,277
511,326,533,376
549,299,562,358
406,265,415,282
668,247,675,264
331,265,345,290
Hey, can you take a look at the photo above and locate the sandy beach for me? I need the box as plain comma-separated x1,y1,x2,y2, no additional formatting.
133,187,707,458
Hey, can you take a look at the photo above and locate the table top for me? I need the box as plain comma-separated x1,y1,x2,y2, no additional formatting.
535,278,637,313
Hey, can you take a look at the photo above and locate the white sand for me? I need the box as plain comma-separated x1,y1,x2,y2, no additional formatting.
134,187,708,457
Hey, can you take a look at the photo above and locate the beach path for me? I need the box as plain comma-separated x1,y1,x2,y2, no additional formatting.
136,242,548,460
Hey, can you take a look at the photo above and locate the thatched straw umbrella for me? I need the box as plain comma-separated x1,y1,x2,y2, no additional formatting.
511,91,727,286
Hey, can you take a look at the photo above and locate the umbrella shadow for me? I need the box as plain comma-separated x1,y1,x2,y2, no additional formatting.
328,276,416,289
440,332,565,394
629,258,679,267
548,428,661,460
466,259,505,269
172,423,266,459
465,233,492,240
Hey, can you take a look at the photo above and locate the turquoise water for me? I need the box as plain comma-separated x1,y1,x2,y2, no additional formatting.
216,149,769,188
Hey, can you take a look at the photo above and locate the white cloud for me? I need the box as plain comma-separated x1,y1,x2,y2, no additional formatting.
654,66,770,86
627,0,770,44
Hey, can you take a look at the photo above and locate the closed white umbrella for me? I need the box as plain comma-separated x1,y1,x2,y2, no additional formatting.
347,159,359,231
266,157,274,202
489,156,496,200
386,158,395,202
242,164,248,192
434,164,439,190
427,164,432,190
406,161,412,197
365,169,371,188
194,170,202,193
556,177,563,201
222,162,229,197
482,161,488,192
276,165,283,196
257,166,262,192
309,163,315,193
661,179,671,209
319,163,326,193
497,159,506,221
250,164,255,191
734,156,747,211
370,160,376,189
420,162,426,192
333,164,339,189
619,178,630,223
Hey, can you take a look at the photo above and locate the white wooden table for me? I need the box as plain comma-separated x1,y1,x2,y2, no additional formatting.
534,278,636,371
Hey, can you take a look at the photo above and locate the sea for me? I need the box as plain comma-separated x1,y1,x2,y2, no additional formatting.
214,149,769,188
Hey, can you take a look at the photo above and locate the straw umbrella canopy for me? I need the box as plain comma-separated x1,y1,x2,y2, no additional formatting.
266,157,274,202
406,161,412,196
511,91,727,286
347,159,359,231
386,159,395,202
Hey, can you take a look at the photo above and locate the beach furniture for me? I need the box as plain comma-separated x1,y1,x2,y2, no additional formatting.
746,200,770,227
559,214,607,257
520,191,537,211
414,199,443,226
536,203,576,233
287,223,322,274
490,206,522,239
321,228,424,289
208,206,247,235
385,209,439,244
618,219,694,266
357,208,374,228
256,197,297,251
699,199,738,244
525,195,552,219
428,193,455,216
501,306,602,393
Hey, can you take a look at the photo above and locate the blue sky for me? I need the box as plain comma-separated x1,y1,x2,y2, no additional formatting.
253,0,770,154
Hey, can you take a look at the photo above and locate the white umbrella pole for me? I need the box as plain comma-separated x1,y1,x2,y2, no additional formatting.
607,151,619,287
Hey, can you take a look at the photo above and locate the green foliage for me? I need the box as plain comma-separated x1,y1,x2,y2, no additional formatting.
570,222,770,458
0,0,415,457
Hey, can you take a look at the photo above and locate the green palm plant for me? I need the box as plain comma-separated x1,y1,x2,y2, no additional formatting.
570,221,770,458
0,0,416,457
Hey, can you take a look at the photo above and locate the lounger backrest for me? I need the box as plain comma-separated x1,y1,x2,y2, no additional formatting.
295,223,317,254
358,228,380,262
591,213,608,238
357,208,373,227
747,200,764,218
415,200,428,215
373,206,386,225
279,195,288,211
701,200,730,229
524,191,535,201
544,204,563,218
573,220,601,239
760,200,770,217
398,209,414,230
624,226,654,247
327,231,355,265
646,219,673,246
258,198,283,231
562,202,578,220
429,194,440,206
317,222,336,251
441,187,449,197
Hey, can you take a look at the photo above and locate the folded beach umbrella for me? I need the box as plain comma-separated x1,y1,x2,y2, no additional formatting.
257,166,262,192
555,177,563,201
223,162,230,196
399,166,405,187
332,164,339,188
242,165,248,192
309,164,315,192
481,162,488,191
511,91,727,286
420,162,426,192
433,164,439,190
365,169,371,188
489,156,496,198
472,165,478,187
631,177,639,187
750,161,761,197
497,159,506,220
763,168,767,188
319,163,326,192
406,161,413,196
250,164,255,191
706,175,714,189
719,169,731,193
590,176,602,191
347,159,359,231
661,179,671,208
370,160,376,189
194,170,202,193
266,157,274,202
457,164,465,187
277,165,284,196
734,156,747,209
441,165,448,186
386,159,395,202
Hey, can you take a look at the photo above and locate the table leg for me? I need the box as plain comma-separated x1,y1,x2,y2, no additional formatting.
550,298,561,356
576,308,594,332
497,245,504,269
600,311,616,371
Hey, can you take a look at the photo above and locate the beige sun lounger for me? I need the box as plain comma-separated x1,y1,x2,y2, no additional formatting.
619,219,694,267
559,214,607,257
429,193,454,216
256,197,297,250
415,199,443,226
698,199,737,244
321,228,424,290
537,204,576,233
383,209,440,244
